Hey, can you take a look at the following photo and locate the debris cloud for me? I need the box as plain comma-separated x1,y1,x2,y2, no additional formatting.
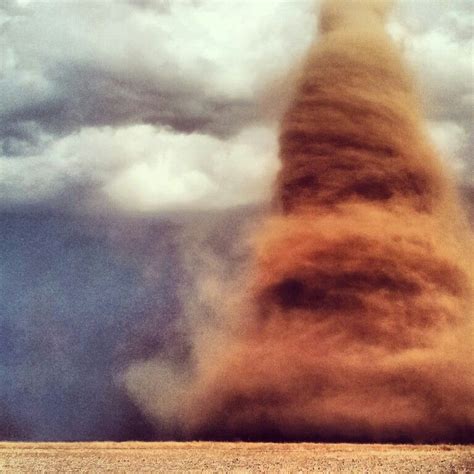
130,0,473,442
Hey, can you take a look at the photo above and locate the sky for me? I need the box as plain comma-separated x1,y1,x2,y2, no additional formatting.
1,0,472,214
0,0,472,441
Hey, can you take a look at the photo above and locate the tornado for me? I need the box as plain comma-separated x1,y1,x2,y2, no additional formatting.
149,0,474,442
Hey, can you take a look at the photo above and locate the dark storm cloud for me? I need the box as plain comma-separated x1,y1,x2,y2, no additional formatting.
0,0,259,156
0,210,182,440
0,63,254,156
0,206,257,440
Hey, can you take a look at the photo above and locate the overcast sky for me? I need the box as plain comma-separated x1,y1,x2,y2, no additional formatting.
1,0,472,213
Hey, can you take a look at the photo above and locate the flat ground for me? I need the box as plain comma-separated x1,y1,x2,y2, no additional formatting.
0,442,472,473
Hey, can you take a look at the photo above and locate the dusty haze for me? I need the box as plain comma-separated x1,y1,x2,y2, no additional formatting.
125,0,473,442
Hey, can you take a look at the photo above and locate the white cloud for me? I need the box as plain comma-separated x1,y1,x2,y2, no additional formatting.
101,124,279,212
428,120,469,174
0,124,279,212
388,0,473,180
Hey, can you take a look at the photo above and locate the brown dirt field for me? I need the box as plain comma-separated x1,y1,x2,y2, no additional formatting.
0,442,472,473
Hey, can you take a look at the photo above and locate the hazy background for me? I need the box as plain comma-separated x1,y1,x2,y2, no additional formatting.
0,0,472,440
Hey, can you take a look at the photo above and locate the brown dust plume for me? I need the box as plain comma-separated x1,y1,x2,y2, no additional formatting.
128,0,474,442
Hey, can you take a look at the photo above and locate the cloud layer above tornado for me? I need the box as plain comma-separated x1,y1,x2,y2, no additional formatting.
1,0,472,212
